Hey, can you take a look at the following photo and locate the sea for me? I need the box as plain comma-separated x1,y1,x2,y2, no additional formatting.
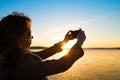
30,49,120,80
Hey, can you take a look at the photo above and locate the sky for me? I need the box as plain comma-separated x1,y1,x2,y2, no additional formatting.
0,0,120,48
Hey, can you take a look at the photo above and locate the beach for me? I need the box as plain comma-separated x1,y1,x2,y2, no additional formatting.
45,49,120,80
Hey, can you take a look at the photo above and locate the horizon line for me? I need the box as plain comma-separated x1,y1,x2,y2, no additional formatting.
30,46,120,49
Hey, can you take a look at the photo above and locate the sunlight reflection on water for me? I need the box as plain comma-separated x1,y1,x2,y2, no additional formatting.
30,49,120,80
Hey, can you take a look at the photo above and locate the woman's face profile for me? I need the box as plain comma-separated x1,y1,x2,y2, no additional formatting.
16,21,33,50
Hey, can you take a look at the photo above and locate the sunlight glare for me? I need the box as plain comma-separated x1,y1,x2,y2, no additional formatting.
61,49,69,57
62,40,76,49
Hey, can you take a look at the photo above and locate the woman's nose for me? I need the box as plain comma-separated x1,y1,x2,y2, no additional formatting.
31,36,33,39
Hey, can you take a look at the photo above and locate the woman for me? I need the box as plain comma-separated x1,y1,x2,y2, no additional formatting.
0,12,86,80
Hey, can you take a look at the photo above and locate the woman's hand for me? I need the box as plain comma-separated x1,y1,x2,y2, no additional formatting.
76,29,86,47
62,30,74,44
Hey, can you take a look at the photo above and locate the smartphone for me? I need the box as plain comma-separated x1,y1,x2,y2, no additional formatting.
71,30,79,38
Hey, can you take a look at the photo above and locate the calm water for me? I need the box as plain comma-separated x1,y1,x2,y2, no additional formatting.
31,49,120,80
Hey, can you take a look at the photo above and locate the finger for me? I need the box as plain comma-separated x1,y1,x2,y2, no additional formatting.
66,30,72,36
68,30,72,34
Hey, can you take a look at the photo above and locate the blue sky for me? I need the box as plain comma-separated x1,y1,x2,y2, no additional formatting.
0,0,120,48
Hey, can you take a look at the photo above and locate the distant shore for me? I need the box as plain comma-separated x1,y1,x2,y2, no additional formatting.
30,46,120,50
84,47,120,50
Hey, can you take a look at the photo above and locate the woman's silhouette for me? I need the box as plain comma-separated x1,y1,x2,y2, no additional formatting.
0,12,86,80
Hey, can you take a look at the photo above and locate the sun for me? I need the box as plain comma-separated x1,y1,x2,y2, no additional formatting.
62,40,76,49
61,40,76,56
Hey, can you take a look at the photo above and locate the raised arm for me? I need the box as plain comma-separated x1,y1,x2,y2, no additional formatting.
33,30,74,59
40,29,86,76
33,42,63,59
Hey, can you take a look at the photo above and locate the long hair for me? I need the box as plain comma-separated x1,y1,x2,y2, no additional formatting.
0,12,31,70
